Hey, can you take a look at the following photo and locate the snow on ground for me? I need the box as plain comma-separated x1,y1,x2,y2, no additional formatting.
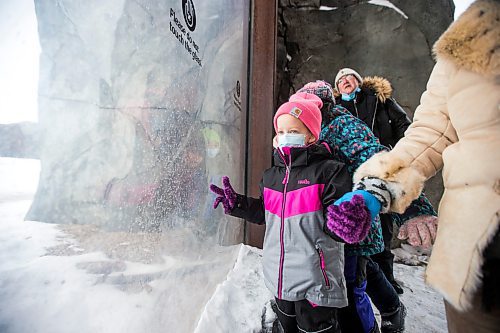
0,157,447,332
194,246,274,333
393,261,447,332
0,158,257,333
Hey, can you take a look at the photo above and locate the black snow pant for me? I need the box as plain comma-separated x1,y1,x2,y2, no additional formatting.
274,298,340,333
370,213,396,284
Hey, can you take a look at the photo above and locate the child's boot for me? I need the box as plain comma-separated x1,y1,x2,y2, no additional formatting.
380,301,406,333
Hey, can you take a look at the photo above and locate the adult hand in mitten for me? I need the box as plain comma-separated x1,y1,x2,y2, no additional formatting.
209,176,239,214
326,191,378,244
398,215,438,248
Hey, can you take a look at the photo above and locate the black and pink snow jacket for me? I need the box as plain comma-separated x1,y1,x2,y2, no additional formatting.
230,143,352,307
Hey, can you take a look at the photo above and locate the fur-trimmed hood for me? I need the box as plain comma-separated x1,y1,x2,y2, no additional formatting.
433,0,499,77
361,76,393,103
334,76,393,103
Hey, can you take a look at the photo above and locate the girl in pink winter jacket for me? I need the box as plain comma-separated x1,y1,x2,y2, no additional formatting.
210,92,380,332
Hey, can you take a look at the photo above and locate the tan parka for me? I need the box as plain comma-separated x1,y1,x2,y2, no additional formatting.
353,0,500,311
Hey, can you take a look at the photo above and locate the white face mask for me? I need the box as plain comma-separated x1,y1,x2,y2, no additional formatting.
277,133,306,147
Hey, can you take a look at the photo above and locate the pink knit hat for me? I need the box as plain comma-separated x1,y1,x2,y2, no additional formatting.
273,92,323,141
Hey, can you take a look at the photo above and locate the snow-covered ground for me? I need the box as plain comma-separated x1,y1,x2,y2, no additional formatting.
392,253,447,332
0,157,447,332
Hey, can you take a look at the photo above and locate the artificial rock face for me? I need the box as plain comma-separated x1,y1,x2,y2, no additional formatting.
28,0,247,244
277,0,453,206
0,122,39,158
278,0,454,112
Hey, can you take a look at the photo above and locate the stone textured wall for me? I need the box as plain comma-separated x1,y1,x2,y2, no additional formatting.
28,0,247,244
277,0,454,207
0,122,39,158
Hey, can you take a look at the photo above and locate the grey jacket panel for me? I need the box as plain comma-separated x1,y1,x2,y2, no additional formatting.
263,211,347,307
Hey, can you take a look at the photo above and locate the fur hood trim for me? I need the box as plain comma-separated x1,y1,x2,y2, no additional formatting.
433,0,500,76
361,76,393,103
334,76,393,103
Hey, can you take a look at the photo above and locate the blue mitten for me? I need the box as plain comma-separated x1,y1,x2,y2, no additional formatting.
334,190,381,219
326,190,382,244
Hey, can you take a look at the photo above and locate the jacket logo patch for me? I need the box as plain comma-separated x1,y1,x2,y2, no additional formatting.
298,179,310,185
289,107,302,118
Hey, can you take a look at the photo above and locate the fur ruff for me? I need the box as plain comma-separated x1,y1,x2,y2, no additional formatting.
353,151,427,214
361,76,393,103
433,0,500,77
333,75,393,103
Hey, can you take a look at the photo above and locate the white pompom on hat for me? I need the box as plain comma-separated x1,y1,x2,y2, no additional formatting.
334,68,363,91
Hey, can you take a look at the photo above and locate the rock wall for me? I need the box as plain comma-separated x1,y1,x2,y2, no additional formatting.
277,0,454,207
0,122,39,158
28,0,248,244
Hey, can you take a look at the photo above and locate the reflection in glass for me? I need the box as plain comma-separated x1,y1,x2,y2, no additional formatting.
0,0,251,331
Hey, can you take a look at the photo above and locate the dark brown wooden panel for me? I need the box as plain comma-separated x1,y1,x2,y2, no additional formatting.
244,0,277,248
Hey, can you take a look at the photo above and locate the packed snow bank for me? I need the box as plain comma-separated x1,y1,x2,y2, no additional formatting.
195,245,274,333
0,198,243,333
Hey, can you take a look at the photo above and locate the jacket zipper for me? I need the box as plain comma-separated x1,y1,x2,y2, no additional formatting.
315,245,330,288
353,98,359,118
371,97,378,132
277,149,291,299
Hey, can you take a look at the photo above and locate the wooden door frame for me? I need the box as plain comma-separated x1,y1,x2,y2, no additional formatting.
243,0,277,248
